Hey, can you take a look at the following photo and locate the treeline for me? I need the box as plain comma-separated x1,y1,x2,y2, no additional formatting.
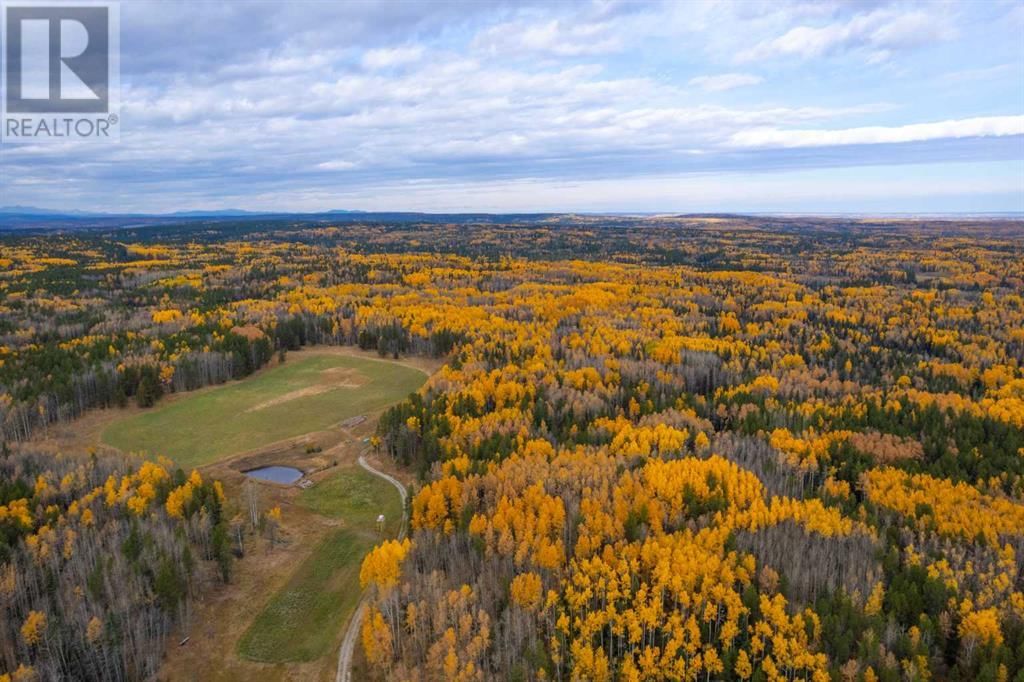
1,305,465,444
0,330,272,443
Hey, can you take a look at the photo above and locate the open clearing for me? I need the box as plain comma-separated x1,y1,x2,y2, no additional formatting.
87,348,439,681
101,353,426,469
296,464,404,522
236,464,404,663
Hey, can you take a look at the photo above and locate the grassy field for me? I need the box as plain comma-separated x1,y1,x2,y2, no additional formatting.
101,353,425,468
296,466,403,522
237,466,403,663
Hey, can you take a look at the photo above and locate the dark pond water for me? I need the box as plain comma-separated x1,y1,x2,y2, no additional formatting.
244,466,303,484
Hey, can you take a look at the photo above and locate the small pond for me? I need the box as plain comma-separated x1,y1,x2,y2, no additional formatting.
244,466,303,484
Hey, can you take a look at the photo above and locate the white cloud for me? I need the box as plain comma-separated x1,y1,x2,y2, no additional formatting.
4,0,1020,214
728,116,1024,149
362,45,424,70
317,160,358,171
176,162,1023,214
738,8,957,62
473,19,621,57
940,62,1019,83
688,73,763,92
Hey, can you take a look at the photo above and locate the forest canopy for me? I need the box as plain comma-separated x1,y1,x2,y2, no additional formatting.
1,215,1023,681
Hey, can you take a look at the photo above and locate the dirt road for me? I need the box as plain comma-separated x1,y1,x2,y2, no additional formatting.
335,455,408,682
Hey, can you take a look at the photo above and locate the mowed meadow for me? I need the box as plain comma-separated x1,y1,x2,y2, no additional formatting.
101,353,426,467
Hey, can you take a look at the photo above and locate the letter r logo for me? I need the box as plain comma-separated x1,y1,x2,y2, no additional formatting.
4,5,109,113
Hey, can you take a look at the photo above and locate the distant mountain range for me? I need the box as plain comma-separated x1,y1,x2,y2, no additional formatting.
2,206,1021,232
0,207,590,232
0,205,106,217
0,206,376,230
0,206,368,218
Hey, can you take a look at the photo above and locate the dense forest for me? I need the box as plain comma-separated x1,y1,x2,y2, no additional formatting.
0,448,231,680
1,215,1023,680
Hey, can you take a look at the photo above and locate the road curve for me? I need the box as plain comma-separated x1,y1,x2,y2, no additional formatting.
335,455,408,682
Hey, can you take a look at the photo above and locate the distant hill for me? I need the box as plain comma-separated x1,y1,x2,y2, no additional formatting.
2,206,1020,233
0,206,372,218
0,206,104,217
0,206,371,230
165,209,261,217
0,207,567,231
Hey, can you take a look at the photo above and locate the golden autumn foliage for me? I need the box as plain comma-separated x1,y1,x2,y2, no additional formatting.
151,309,183,325
864,581,885,616
411,477,463,533
164,482,194,518
5,219,1024,680
861,467,1024,546
86,616,103,645
958,605,1004,647
509,572,543,611
20,611,46,646
360,538,412,592
362,607,394,667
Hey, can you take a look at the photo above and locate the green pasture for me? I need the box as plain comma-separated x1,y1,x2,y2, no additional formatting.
102,353,425,468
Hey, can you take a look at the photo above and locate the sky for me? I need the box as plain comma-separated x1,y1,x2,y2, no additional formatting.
1,0,1023,214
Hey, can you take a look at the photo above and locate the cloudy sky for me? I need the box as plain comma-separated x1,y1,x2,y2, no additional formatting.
2,0,1023,214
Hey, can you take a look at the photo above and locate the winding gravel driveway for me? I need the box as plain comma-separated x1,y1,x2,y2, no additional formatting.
335,455,408,682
